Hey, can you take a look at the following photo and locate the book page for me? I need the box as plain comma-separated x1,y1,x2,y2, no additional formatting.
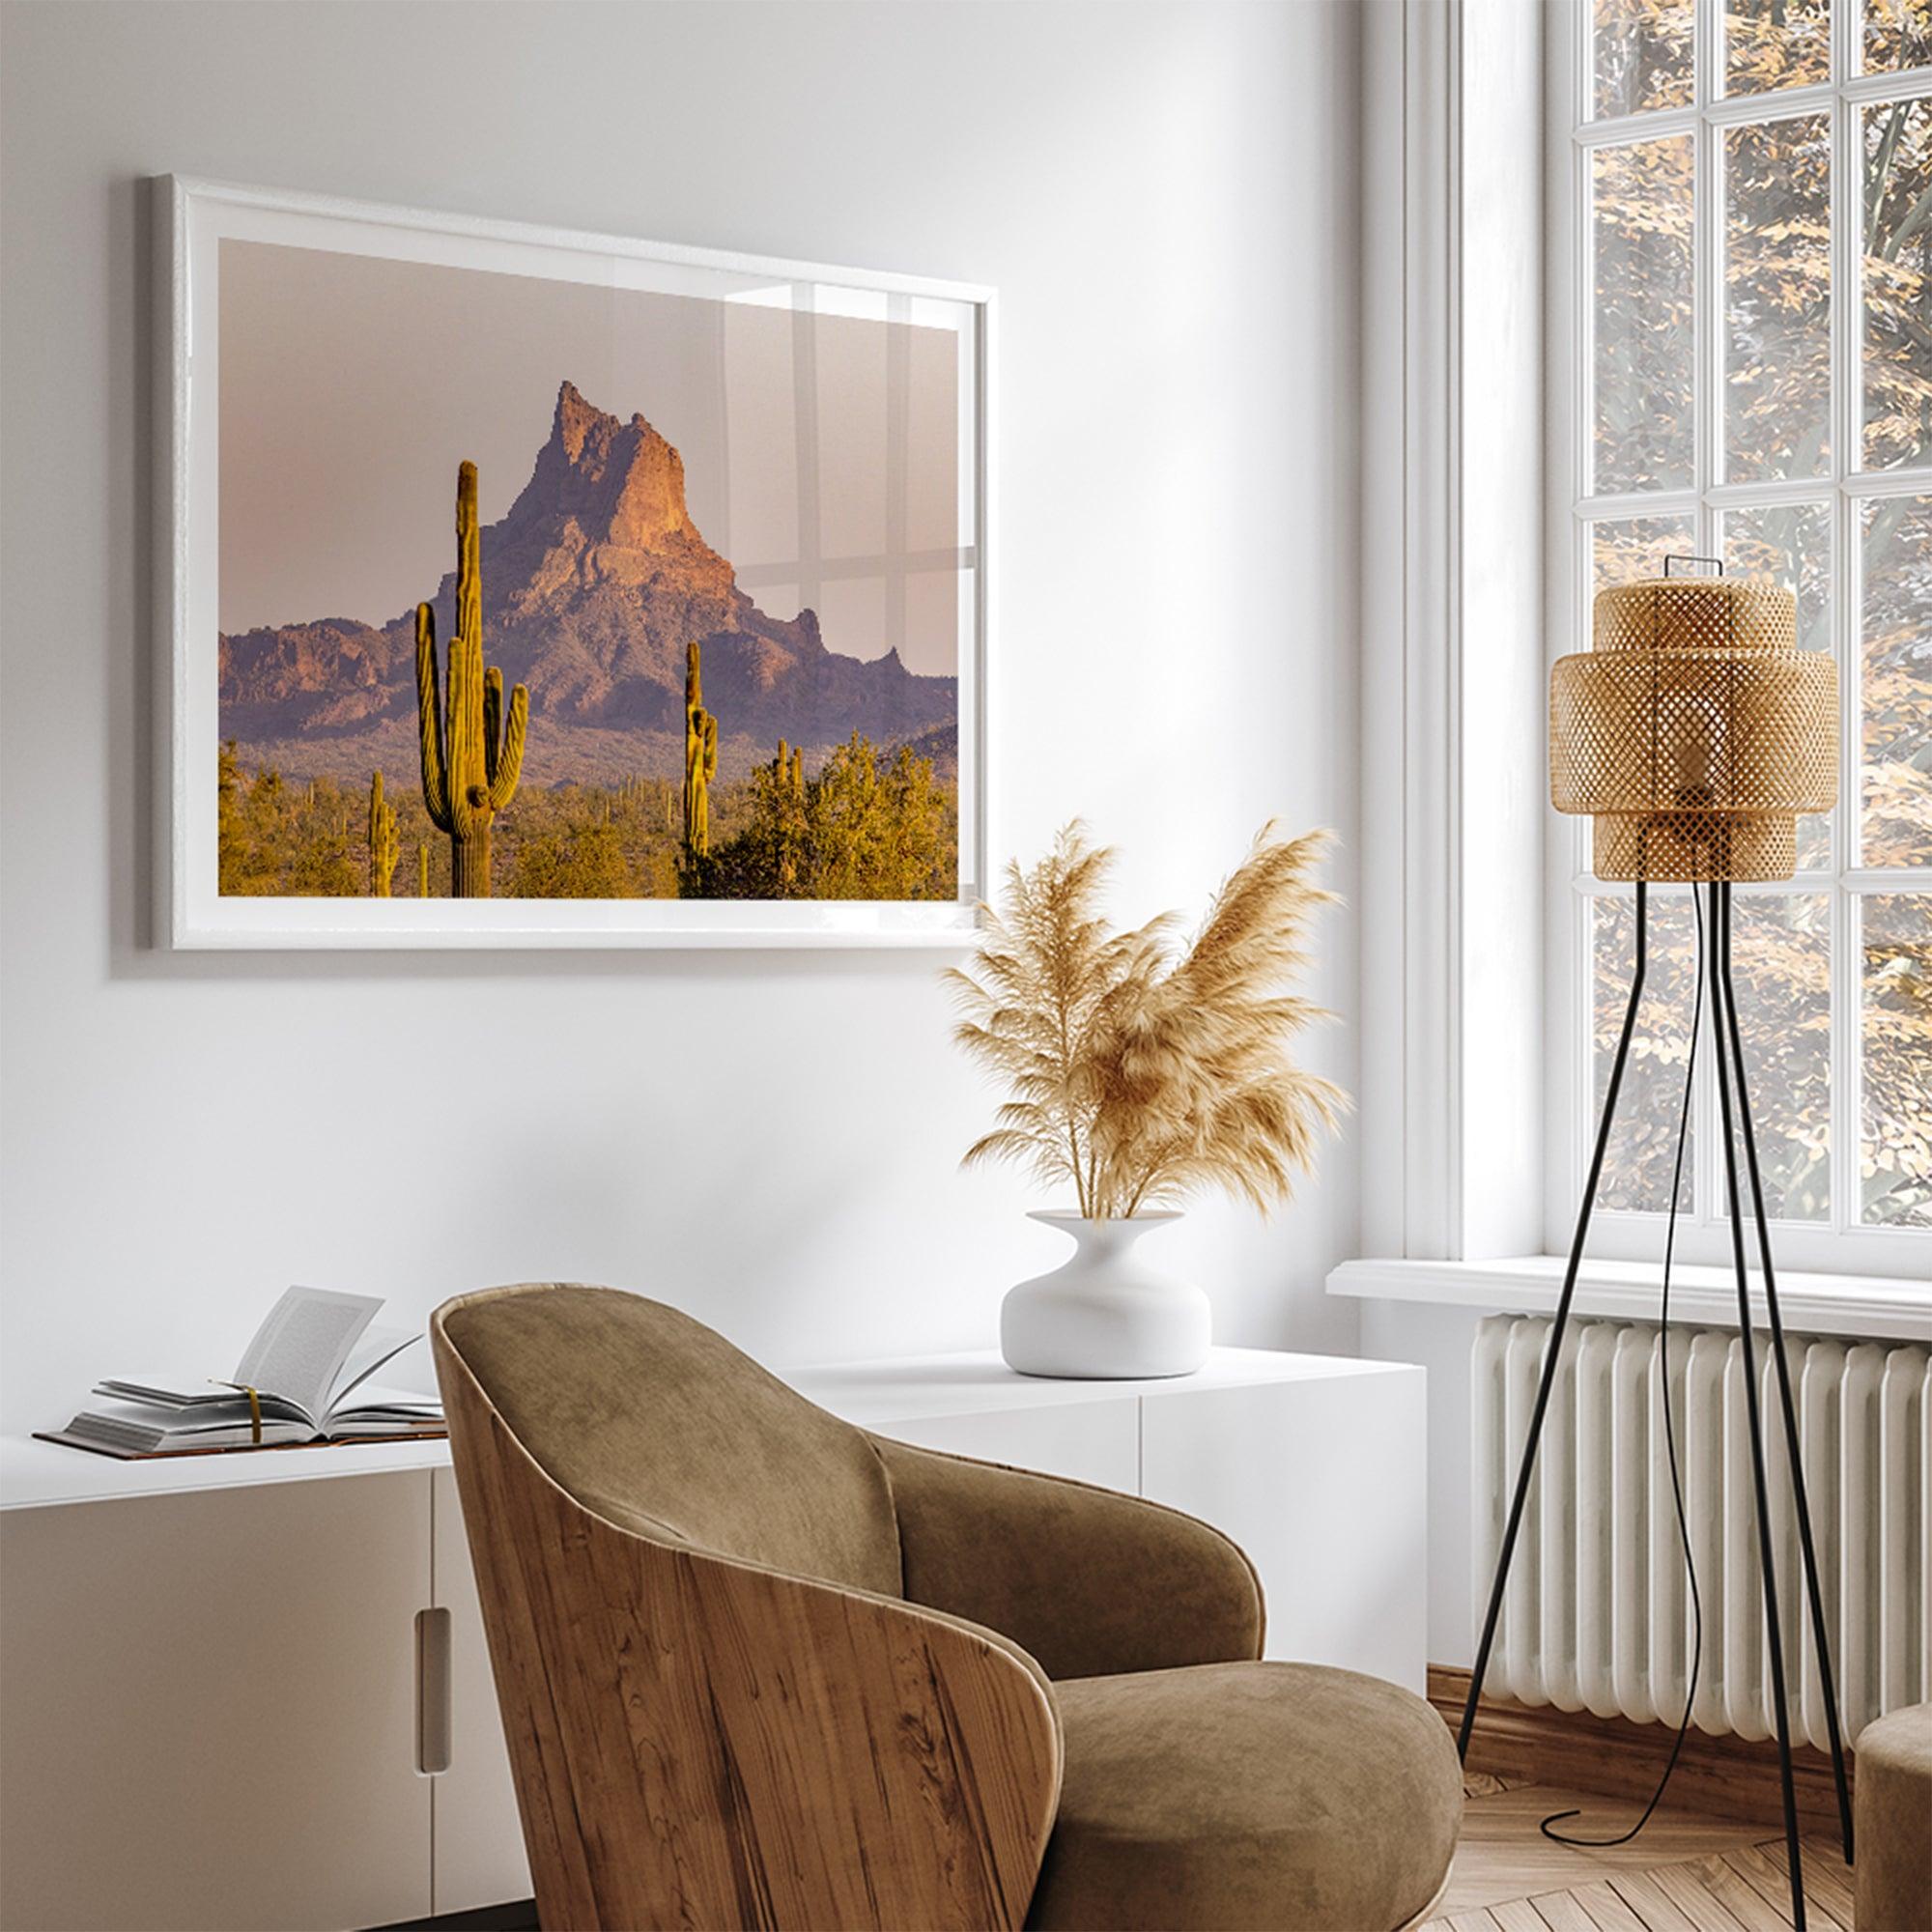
326,1326,423,1415
232,1287,381,1425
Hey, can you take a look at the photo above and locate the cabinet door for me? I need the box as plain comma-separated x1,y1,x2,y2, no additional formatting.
0,1473,432,1932
1139,1370,1428,1691
430,1467,531,1915
870,1398,1139,1492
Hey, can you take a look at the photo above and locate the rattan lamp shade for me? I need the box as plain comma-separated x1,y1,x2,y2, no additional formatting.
1549,577,1837,883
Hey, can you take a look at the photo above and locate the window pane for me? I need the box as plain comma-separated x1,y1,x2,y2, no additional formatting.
1594,513,1700,592
1725,115,1833,482
1862,892,1932,1227
1861,495,1932,867
1722,503,1832,650
1595,137,1697,494
1593,892,1701,1213
1596,0,1695,116
1863,0,1932,71
1723,502,1834,867
1727,0,1833,95
1726,893,1833,1221
1862,98,1932,471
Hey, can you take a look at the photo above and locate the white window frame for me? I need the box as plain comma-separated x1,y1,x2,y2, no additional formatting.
1340,0,1927,1319
1546,0,1932,1280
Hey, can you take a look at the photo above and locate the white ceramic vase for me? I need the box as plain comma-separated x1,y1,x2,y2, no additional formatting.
1000,1211,1209,1379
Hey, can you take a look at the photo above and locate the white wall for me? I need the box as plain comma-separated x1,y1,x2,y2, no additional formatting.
0,0,1363,1432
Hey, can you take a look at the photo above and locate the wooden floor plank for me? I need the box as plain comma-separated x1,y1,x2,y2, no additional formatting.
1491,1900,1551,1932
1605,1870,1707,1932
1642,1861,1754,1931
1685,1854,1791,1932
1526,1891,1604,1932
1444,1912,1505,1931
1758,1835,1858,1928
1572,1879,1655,1932
1719,1845,1846,1932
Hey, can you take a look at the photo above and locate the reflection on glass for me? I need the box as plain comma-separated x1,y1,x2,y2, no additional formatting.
1861,496,1932,868
1594,891,1701,1214
1725,116,1832,483
1593,516,1699,596
1862,893,1932,1228
815,318,887,561
1724,502,1833,867
1596,0,1695,116
1727,0,1833,92
1864,0,1932,71
1726,894,1833,1222
1595,137,1696,494
1863,99,1932,472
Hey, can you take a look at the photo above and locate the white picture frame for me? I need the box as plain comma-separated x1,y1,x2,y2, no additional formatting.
154,175,993,949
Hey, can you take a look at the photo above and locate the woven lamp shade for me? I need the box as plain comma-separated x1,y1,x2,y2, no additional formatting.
1549,577,1837,883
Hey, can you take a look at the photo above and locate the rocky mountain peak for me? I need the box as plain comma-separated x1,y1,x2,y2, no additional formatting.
506,379,703,556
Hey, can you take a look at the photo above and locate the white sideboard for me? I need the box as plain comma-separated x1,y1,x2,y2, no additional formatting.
0,1346,1425,1932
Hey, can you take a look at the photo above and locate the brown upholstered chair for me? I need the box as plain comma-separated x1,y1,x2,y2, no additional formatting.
433,1283,1461,1931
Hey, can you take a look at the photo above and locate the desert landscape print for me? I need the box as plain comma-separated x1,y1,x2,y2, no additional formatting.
215,239,970,901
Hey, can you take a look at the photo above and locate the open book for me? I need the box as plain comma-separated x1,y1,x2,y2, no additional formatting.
41,1288,444,1459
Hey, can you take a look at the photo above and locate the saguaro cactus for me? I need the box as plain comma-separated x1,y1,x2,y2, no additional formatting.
368,770,399,895
765,738,809,895
416,462,528,896
682,640,719,860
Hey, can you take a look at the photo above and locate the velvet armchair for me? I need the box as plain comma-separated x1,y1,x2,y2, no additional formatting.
432,1283,1460,1931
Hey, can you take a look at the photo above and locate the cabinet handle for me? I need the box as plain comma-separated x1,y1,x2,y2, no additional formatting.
415,1607,452,1776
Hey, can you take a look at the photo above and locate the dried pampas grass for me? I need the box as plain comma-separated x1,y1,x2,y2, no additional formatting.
947,821,1346,1219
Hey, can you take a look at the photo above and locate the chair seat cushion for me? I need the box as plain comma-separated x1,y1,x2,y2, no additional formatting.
1026,1661,1461,1932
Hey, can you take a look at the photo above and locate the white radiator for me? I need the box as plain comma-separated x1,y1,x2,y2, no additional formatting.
1472,1314,1930,1744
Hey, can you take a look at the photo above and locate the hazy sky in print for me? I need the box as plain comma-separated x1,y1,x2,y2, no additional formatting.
218,240,965,677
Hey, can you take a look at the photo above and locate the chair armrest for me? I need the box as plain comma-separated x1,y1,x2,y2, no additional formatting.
873,1435,1265,1680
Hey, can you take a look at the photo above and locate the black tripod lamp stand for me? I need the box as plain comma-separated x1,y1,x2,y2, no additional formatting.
1459,566,1853,1930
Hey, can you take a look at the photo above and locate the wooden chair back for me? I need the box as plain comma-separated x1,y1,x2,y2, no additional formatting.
432,1283,1062,1931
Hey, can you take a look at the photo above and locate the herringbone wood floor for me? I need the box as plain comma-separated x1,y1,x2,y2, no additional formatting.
1422,1777,1858,1931
383,1776,1861,1931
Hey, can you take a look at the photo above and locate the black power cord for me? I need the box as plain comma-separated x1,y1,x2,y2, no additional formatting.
1539,882,1707,1849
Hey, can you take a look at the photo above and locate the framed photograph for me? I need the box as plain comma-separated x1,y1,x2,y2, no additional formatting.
155,176,991,947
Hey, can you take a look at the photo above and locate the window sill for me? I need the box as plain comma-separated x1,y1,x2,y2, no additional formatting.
1326,1255,1931,1344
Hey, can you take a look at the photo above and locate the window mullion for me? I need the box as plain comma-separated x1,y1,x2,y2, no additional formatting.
1571,19,1592,1234
1707,79,1840,126
1694,0,1720,1227
1834,811,1859,1236
1706,476,1848,509
1844,466,1932,497
1832,14,1861,1236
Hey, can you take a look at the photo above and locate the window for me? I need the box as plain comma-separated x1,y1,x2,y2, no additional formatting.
1560,0,1932,1272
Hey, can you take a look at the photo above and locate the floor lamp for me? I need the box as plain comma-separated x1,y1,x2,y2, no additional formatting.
1458,566,1854,1931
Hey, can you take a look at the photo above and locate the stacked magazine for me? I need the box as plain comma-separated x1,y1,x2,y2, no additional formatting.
42,1287,444,1459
